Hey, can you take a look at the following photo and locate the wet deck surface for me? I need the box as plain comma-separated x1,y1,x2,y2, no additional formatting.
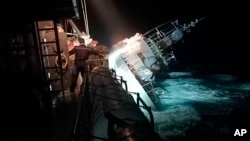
3,93,78,141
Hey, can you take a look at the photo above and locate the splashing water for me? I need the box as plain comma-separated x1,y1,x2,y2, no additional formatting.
143,72,250,139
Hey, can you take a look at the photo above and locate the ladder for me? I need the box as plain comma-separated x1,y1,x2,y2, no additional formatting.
35,20,66,107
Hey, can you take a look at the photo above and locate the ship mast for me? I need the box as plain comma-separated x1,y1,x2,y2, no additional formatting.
81,0,89,36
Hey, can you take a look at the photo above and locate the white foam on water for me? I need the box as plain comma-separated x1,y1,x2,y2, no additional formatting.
145,72,250,138
142,105,201,137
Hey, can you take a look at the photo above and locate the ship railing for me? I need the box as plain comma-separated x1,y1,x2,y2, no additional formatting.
143,17,204,45
86,59,153,126
71,61,156,141
143,19,178,42
129,91,155,128
86,59,129,92
141,81,159,103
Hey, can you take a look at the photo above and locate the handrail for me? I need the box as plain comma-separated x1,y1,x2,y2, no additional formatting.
71,64,155,141
129,92,155,128
71,63,91,141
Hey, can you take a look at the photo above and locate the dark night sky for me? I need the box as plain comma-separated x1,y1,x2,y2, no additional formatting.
81,0,248,76
84,0,207,45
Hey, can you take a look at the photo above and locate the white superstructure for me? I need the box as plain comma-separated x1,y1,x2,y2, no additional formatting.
109,18,204,109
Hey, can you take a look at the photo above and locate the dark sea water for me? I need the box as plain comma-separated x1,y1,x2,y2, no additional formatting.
142,71,250,141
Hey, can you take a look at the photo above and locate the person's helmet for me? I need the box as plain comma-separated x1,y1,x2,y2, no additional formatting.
78,37,85,44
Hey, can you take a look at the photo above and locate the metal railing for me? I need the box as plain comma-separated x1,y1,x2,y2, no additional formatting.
71,59,156,141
